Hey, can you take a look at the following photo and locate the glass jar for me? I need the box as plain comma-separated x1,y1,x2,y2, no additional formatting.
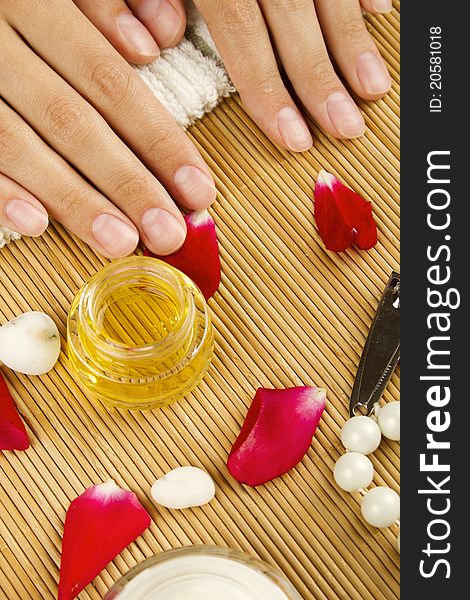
104,547,302,600
67,257,214,410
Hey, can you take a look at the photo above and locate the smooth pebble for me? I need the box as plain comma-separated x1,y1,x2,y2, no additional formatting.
151,466,215,509
0,311,60,375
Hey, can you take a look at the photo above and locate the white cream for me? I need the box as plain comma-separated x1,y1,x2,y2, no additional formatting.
116,555,290,600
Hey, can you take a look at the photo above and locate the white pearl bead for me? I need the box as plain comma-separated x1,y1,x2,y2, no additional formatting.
361,486,400,528
341,416,382,454
334,452,374,492
377,402,400,441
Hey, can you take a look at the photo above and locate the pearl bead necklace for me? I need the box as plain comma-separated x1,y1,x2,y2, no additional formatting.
333,401,400,552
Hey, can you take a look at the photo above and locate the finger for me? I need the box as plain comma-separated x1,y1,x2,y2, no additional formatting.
74,0,159,64
258,0,365,139
194,0,312,152
0,26,186,255
0,99,140,258
315,0,392,99
0,173,49,237
360,0,393,14
125,0,187,48
10,1,216,210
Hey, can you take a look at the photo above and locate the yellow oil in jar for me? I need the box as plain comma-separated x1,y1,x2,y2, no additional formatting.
67,257,214,410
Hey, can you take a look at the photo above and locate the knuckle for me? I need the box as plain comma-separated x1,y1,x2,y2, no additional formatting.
88,59,132,109
249,70,282,98
267,0,307,13
55,185,89,222
43,96,89,144
0,50,7,74
0,121,23,167
217,0,260,30
336,15,367,44
112,170,149,207
303,53,337,89
144,125,180,159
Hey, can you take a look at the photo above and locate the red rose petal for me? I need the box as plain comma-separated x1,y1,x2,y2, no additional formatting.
58,481,151,600
227,387,326,487
0,372,29,451
314,170,377,252
145,210,220,300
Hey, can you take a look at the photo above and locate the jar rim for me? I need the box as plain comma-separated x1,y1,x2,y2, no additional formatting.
67,256,214,409
79,257,195,356
105,546,302,600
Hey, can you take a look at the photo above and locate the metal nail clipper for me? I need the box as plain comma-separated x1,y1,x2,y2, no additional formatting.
350,272,400,417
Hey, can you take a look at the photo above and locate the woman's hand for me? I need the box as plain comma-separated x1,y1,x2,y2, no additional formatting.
193,0,392,150
80,0,393,151
72,0,187,63
0,0,215,257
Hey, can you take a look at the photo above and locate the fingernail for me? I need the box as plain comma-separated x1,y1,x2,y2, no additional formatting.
141,208,186,255
173,166,216,209
117,12,159,57
277,107,313,152
4,198,48,236
326,92,366,138
92,214,139,258
356,52,392,95
138,0,182,48
374,0,393,13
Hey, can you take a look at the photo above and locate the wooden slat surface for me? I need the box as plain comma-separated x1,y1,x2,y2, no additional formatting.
0,3,400,599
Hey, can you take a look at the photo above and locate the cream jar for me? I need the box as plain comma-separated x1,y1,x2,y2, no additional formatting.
104,547,302,600
67,257,214,410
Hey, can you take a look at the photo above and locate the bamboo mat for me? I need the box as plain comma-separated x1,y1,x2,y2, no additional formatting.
0,4,400,599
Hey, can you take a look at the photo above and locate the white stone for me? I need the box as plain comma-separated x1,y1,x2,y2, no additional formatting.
361,486,400,528
0,311,60,375
334,452,374,492
151,466,215,509
377,402,400,441
341,416,382,455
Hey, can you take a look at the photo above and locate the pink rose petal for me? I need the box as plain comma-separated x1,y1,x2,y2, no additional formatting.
0,372,29,451
314,170,377,252
228,387,326,487
145,209,221,300
58,481,151,600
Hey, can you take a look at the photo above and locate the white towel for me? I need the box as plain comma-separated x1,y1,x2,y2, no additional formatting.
0,2,233,248
134,1,233,129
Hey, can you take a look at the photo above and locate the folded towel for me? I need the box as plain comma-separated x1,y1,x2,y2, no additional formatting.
0,2,233,248
135,1,233,129
0,228,21,249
